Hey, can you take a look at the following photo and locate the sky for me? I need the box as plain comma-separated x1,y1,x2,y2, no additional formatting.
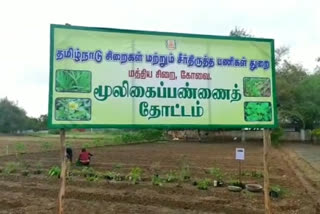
0,0,319,118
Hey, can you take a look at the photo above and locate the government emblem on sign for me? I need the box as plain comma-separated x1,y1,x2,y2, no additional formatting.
166,40,176,50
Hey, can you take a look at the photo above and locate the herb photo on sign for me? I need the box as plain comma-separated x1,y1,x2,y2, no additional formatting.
55,98,91,121
244,102,272,122
243,77,271,97
55,70,91,93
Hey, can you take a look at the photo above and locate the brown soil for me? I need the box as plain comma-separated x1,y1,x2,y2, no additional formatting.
0,139,318,214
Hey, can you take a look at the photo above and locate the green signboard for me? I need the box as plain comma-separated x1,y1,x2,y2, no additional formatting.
49,24,277,129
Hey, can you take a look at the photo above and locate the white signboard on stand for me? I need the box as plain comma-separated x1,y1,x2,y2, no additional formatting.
236,148,245,160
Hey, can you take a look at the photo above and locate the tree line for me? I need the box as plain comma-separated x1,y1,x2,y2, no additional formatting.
0,98,47,133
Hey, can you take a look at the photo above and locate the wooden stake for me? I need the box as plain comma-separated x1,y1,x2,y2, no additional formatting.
263,129,271,214
239,160,242,184
58,129,67,214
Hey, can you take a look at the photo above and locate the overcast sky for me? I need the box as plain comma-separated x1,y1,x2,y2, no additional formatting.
0,0,319,117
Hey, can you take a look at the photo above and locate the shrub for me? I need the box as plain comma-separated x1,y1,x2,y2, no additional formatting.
197,178,212,190
48,129,60,134
152,174,164,186
270,185,288,198
126,167,143,184
116,129,163,144
139,129,163,141
311,129,320,143
208,167,224,181
48,166,61,178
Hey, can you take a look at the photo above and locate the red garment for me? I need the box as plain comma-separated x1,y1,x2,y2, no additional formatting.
79,152,91,163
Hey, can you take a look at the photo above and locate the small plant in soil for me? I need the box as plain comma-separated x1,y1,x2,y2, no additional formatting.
41,141,53,152
197,178,212,190
48,166,61,178
229,180,245,189
126,167,143,184
34,161,43,175
166,170,178,183
15,142,26,155
178,156,191,181
86,173,100,182
81,167,97,178
270,185,287,198
208,167,224,184
241,170,263,178
21,170,29,176
251,170,264,178
103,171,123,181
4,162,20,174
152,174,164,186
103,171,116,180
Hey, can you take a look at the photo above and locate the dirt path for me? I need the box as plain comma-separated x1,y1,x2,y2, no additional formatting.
280,144,320,212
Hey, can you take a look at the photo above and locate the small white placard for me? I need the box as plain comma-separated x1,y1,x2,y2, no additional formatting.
236,148,245,160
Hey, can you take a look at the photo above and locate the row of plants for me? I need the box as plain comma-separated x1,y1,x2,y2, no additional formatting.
0,161,287,199
0,161,43,176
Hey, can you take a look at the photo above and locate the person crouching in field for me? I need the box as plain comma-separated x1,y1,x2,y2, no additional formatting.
66,147,73,163
77,148,93,166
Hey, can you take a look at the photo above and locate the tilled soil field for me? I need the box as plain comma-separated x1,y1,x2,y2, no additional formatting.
0,141,318,214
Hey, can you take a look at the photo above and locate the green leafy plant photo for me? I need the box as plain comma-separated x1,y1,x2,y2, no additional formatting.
244,77,271,97
55,98,91,121
244,102,272,122
56,70,91,93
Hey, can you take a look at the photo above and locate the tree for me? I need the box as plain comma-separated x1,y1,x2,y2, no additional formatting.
275,46,290,67
228,27,320,130
25,114,48,131
38,114,48,130
0,97,28,133
314,57,320,74
294,74,320,129
229,27,252,37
